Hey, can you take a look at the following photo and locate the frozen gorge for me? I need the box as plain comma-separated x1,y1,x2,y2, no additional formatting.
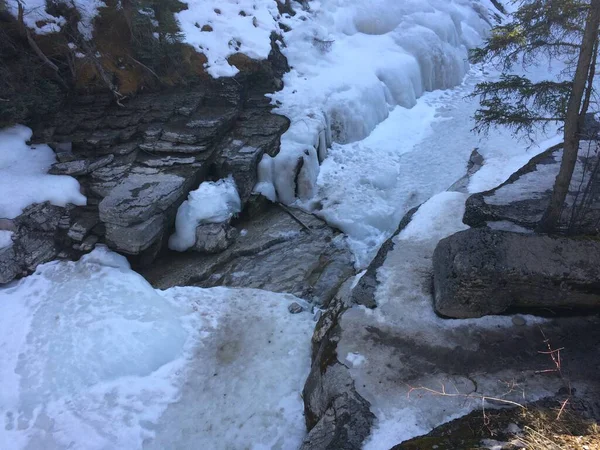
0,0,570,449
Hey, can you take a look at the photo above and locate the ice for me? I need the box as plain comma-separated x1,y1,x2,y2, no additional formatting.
334,193,553,449
176,0,281,78
0,230,13,249
258,0,495,205
0,125,87,219
0,247,314,450
168,176,241,252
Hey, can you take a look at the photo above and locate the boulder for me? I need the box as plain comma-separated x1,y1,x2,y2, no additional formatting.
193,222,237,254
433,228,600,318
463,142,600,234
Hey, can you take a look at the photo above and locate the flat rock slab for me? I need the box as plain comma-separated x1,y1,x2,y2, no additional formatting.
464,141,600,233
433,228,600,318
141,204,356,306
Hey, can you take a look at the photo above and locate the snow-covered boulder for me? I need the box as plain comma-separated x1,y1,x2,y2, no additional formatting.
464,142,600,234
169,177,242,252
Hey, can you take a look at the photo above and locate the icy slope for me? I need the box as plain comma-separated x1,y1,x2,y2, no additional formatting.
0,247,313,450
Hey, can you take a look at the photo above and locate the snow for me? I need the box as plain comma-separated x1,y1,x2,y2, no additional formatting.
334,193,554,450
0,230,13,249
177,0,282,77
257,0,496,206
6,0,101,37
6,0,66,34
168,176,241,252
0,246,313,450
0,125,87,219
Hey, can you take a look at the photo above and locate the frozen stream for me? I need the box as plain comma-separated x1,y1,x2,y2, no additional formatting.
314,66,561,267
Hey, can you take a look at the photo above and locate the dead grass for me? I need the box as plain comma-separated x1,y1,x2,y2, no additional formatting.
516,406,600,450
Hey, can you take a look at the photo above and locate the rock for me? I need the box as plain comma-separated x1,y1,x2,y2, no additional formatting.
142,205,356,306
301,279,375,450
433,228,600,318
49,155,114,176
67,213,99,242
99,173,187,227
138,141,209,154
73,235,98,252
288,302,304,314
193,222,237,254
512,315,526,326
105,214,165,254
0,245,19,284
447,148,485,193
463,142,600,233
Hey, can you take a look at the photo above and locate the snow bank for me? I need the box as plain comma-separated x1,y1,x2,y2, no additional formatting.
0,246,313,450
177,0,281,77
0,125,86,219
169,176,241,252
257,0,497,205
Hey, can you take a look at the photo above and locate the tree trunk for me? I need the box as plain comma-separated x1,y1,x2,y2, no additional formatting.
538,0,600,232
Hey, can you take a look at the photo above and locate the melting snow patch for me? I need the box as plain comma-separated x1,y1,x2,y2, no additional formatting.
0,125,86,219
168,176,241,251
0,247,313,450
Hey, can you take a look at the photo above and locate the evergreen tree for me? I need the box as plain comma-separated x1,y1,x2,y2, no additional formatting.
472,0,600,232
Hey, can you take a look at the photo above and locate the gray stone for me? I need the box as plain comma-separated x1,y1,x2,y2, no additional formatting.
49,155,114,176
512,315,526,326
49,160,90,176
193,222,236,254
161,130,200,145
288,302,304,314
142,205,356,306
0,245,19,284
99,173,186,226
73,235,98,252
105,215,165,254
139,141,209,154
433,228,600,318
68,214,99,242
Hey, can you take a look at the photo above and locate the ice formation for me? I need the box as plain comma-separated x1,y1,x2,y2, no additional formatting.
168,176,241,252
0,246,313,450
257,0,499,206
0,125,86,219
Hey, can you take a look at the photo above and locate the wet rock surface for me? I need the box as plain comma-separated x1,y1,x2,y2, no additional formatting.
142,203,356,307
433,228,600,318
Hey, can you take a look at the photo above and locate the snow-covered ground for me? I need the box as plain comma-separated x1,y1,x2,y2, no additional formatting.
337,192,560,450
0,125,86,220
0,247,313,450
